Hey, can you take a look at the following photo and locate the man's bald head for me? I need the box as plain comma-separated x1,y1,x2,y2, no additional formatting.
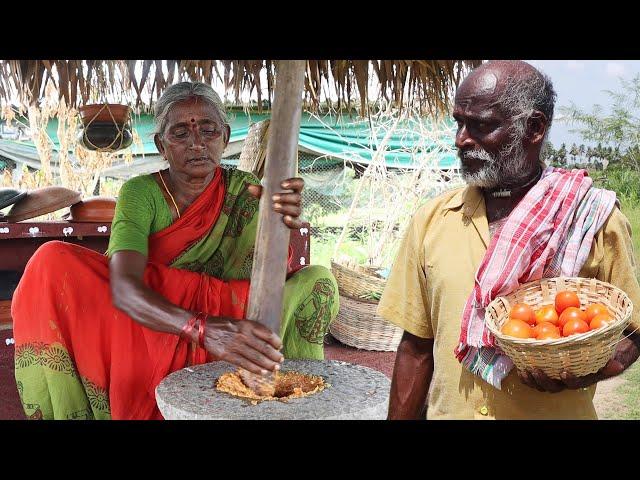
464,60,541,90
459,60,556,133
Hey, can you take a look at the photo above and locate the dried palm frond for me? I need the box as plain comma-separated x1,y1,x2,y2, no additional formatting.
0,60,482,115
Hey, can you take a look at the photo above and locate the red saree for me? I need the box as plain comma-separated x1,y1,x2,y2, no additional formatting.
12,168,250,420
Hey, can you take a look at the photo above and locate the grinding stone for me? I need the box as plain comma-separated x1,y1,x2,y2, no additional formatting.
156,359,390,420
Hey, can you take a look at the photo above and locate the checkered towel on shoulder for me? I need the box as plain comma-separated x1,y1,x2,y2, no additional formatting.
454,167,618,389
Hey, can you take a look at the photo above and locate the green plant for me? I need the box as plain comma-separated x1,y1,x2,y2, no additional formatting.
303,203,329,226
359,291,382,301
310,235,368,269
590,166,640,206
560,75,640,172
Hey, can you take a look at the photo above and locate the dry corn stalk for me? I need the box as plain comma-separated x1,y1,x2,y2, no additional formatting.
27,105,53,184
1,103,16,124
2,85,141,218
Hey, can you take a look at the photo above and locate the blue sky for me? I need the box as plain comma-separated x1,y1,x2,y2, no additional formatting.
527,60,640,148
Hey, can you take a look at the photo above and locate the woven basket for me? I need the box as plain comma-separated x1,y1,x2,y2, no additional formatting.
329,294,403,351
330,260,386,303
485,277,634,379
237,119,270,180
329,260,402,351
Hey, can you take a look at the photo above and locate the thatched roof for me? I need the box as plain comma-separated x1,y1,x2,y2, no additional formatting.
0,60,482,115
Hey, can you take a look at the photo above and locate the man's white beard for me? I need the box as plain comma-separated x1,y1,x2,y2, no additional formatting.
459,138,531,189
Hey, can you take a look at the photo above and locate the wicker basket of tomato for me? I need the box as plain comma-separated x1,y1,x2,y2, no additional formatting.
485,277,633,379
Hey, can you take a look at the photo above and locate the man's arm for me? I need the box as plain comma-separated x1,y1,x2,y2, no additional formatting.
376,206,434,416
388,331,434,420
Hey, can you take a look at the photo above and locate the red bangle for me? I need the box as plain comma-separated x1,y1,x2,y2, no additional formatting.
196,312,207,349
180,314,198,342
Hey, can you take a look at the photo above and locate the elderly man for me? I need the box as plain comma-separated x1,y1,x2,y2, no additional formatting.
378,60,640,420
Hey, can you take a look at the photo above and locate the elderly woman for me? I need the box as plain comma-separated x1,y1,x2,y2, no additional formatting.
11,82,339,420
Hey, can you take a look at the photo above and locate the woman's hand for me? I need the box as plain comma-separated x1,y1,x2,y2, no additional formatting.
202,316,285,375
247,177,304,230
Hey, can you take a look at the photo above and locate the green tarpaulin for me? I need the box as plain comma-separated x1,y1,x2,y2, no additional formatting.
0,109,459,174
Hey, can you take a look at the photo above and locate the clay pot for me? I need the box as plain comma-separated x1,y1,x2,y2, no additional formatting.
77,104,133,152
78,122,133,151
78,104,132,126
66,196,116,222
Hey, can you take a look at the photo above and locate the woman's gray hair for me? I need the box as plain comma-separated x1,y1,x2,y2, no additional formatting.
154,81,228,136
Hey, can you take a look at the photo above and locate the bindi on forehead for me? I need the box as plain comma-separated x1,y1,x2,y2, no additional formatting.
190,118,196,123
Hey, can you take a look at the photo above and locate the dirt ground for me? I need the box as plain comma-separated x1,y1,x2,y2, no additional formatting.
593,359,640,419
2,326,637,420
594,375,627,418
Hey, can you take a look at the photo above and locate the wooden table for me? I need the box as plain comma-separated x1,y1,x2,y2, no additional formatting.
0,221,311,328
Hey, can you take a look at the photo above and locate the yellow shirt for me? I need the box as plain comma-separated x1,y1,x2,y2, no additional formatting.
377,185,640,420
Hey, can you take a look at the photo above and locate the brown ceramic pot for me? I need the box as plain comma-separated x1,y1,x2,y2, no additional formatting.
78,104,132,126
66,196,116,223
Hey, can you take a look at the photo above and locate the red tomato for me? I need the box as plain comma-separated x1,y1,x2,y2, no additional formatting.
501,319,535,339
555,290,581,315
590,313,614,330
558,307,587,329
533,321,561,340
585,303,610,322
509,303,536,326
562,318,590,337
534,305,560,326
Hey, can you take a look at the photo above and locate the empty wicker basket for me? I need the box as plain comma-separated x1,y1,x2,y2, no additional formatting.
330,260,386,302
329,260,403,351
485,277,633,379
